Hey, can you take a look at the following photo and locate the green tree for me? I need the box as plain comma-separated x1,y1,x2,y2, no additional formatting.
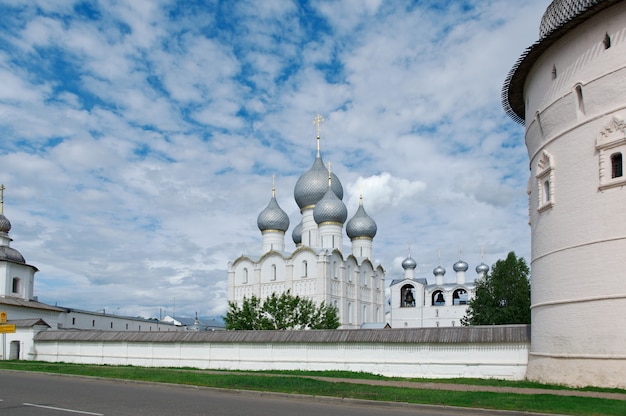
461,251,531,326
224,291,340,330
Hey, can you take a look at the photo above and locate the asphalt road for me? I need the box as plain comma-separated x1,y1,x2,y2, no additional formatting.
0,370,545,416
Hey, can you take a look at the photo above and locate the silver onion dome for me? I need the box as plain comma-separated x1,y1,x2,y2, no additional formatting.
433,265,446,276
257,195,289,232
402,255,417,270
294,156,343,209
292,220,302,245
346,198,377,239
453,259,469,272
0,214,11,233
476,262,490,274
0,246,25,263
313,185,347,225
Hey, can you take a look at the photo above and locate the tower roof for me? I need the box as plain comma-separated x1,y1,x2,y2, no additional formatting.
257,181,290,232
346,195,377,239
502,0,618,124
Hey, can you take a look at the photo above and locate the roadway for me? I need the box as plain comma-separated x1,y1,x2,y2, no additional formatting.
0,370,546,415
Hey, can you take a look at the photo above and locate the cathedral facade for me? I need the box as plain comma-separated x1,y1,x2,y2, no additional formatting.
503,0,626,388
227,123,386,329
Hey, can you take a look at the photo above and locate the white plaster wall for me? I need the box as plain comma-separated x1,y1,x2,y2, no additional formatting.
33,339,529,380
522,3,626,388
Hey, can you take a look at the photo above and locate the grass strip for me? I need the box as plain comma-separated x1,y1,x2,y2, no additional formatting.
0,361,623,416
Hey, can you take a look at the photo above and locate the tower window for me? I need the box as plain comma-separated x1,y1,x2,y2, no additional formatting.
401,284,415,307
453,288,468,305
604,33,611,49
432,290,445,306
543,180,551,203
551,64,557,80
575,84,585,116
11,277,20,294
611,153,623,178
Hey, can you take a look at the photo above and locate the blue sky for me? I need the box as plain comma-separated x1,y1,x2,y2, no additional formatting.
0,0,547,318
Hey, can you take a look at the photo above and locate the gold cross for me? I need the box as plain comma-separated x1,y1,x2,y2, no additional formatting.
313,114,324,137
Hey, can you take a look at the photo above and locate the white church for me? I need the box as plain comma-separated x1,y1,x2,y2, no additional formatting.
228,119,386,329
388,251,489,329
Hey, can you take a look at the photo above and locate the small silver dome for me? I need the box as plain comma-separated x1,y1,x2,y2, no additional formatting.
294,156,343,209
292,220,302,245
0,246,25,263
0,214,11,233
346,198,377,239
402,256,417,270
313,186,347,225
453,259,469,272
257,196,289,232
433,265,446,276
476,262,490,274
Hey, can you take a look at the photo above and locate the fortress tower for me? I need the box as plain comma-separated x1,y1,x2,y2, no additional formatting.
503,0,626,388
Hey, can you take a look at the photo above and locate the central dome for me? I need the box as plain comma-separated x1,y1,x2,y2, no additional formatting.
294,156,343,209
313,185,347,225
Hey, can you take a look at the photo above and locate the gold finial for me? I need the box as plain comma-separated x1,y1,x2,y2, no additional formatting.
272,174,276,198
313,114,324,157
327,162,332,187
0,184,4,215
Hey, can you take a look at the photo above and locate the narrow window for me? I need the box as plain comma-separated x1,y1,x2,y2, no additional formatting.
126,323,129,330
271,264,277,281
139,325,141,331
552,65,557,80
110,322,113,329
92,320,95,327
72,317,76,325
611,153,623,178
575,84,585,115
302,260,308,277
604,33,611,49
11,278,20,294
543,180,551,203
243,267,248,284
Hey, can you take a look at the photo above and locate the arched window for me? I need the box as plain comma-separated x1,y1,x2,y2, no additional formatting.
432,290,445,306
302,260,308,277
271,264,277,281
575,84,585,116
453,288,468,305
243,268,248,284
611,153,623,178
401,284,416,307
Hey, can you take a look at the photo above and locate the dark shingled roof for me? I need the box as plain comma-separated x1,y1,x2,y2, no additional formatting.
0,296,64,312
502,0,621,124
35,325,530,344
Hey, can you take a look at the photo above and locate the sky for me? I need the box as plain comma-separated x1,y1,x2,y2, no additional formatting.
0,0,548,319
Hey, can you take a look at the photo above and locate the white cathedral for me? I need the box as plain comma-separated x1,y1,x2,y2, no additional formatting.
228,121,386,329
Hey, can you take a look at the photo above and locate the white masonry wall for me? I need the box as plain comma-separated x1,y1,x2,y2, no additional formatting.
32,327,530,380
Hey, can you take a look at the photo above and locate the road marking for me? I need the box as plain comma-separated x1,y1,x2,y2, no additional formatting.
23,403,103,415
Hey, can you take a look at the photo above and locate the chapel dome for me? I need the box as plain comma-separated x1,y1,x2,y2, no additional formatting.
0,246,25,263
257,195,289,232
476,262,490,274
401,255,417,270
292,220,302,245
453,259,469,272
294,156,343,209
313,186,347,225
433,265,446,276
346,199,377,239
0,214,11,233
